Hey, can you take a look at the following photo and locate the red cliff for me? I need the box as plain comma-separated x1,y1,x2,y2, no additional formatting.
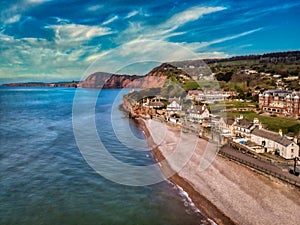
77,63,177,89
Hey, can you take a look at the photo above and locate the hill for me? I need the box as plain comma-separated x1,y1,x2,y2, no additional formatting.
205,50,300,96
3,51,299,91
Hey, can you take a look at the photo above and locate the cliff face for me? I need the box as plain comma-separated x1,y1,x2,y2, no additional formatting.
78,64,171,89
78,72,141,89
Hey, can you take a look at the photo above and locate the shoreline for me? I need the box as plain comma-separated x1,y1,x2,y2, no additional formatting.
137,118,300,225
137,118,235,225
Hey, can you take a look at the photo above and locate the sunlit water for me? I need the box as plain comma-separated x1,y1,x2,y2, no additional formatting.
0,87,210,225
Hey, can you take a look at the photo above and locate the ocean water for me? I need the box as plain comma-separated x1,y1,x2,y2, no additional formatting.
0,87,210,225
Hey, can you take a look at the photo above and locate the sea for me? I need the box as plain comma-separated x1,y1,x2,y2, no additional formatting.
0,87,211,225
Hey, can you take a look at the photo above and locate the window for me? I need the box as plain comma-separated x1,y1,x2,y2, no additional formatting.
291,149,294,153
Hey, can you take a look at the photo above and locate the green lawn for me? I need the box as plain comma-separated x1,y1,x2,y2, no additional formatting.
227,111,300,135
225,101,257,109
209,101,257,114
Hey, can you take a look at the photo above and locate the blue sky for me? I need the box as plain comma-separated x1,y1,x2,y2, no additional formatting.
0,0,300,82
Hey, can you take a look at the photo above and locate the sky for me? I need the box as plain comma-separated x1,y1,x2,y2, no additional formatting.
0,0,300,83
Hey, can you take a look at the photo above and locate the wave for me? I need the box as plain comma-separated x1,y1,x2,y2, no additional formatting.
166,179,217,225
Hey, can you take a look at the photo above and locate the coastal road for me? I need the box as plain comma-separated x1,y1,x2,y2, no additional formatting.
220,145,300,186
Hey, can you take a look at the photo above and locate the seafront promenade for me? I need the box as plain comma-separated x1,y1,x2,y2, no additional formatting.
219,145,300,188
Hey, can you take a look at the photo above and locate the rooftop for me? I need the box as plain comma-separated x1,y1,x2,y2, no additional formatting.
252,127,294,147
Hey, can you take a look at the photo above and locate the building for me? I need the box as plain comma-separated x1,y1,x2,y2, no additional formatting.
217,117,235,137
148,101,164,109
258,90,300,118
186,104,210,123
166,97,182,113
186,90,236,104
141,96,166,109
233,116,259,140
251,127,299,159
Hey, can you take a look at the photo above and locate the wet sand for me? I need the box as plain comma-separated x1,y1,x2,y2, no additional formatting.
140,119,300,225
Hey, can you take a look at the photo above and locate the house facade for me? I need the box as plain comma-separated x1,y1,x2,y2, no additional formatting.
217,117,235,137
186,90,236,103
166,98,182,113
251,128,299,159
232,116,259,140
258,90,300,118
186,104,210,123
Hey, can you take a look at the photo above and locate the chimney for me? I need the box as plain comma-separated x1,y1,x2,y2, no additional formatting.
294,137,298,144
279,129,283,137
259,122,263,130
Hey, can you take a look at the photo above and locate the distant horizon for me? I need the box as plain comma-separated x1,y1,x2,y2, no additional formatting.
1,49,299,85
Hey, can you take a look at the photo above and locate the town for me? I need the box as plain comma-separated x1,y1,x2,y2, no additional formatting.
124,86,300,181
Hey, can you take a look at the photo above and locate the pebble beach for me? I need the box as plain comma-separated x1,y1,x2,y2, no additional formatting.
142,119,300,225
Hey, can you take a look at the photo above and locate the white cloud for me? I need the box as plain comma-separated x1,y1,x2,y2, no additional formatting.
1,0,51,25
125,10,139,19
0,31,101,81
245,2,300,18
0,32,14,42
26,0,51,3
207,28,262,45
115,6,226,44
164,6,226,30
83,5,229,75
83,40,227,76
46,24,114,43
85,51,110,63
1,3,21,24
87,4,103,12
0,4,231,82
4,14,21,24
52,17,70,24
238,44,253,49
102,15,119,25
179,28,262,51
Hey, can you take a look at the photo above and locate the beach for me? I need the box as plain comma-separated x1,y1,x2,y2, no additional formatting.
141,119,300,225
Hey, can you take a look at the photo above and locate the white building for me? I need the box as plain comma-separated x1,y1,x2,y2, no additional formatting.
251,127,299,159
166,98,182,113
233,117,259,140
187,90,235,104
186,104,210,123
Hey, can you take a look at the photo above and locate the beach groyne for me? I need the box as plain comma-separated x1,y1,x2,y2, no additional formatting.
139,118,300,225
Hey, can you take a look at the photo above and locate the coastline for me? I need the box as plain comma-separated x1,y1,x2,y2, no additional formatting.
138,118,300,225
137,118,235,225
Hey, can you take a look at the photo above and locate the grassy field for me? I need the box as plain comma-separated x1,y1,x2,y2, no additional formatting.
226,111,300,135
